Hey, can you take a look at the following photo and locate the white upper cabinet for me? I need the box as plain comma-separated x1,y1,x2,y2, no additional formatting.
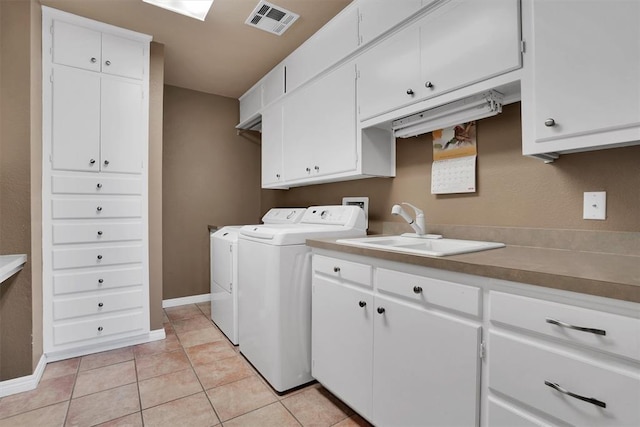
52,20,102,72
285,4,359,93
357,26,422,120
282,63,358,181
521,0,640,158
100,77,144,173
357,0,426,45
419,0,521,99
358,0,521,120
261,103,284,187
101,33,145,80
53,20,145,80
51,67,101,172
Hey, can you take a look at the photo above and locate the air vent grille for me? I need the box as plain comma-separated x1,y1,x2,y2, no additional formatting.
245,1,299,36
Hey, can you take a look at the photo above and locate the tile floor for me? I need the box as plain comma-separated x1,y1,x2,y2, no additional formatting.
0,303,371,427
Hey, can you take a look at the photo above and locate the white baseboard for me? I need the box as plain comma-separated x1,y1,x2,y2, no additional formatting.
163,293,211,308
0,354,47,398
45,328,166,363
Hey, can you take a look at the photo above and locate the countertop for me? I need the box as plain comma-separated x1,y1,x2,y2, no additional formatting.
0,254,27,285
307,239,640,303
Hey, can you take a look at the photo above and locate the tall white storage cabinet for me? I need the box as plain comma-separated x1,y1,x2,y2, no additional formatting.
42,7,154,360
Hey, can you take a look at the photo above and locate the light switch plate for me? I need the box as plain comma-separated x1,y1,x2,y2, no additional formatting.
583,191,606,220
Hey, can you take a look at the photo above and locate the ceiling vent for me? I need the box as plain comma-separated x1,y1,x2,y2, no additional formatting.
245,1,299,36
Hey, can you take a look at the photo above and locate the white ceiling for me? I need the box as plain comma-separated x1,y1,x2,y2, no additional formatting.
40,0,353,98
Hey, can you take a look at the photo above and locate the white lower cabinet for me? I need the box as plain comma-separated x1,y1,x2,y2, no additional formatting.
311,249,640,427
312,254,481,426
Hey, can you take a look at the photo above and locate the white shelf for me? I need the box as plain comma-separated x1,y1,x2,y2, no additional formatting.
0,254,27,284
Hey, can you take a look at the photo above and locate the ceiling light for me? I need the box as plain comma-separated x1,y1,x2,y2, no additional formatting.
393,90,504,138
142,0,214,21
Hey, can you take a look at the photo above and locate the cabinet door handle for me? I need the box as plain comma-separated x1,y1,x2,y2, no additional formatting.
306,167,311,173
377,307,385,314
544,381,606,408
96,206,103,212
544,118,556,127
96,183,102,189
333,266,340,273
89,158,96,165
424,81,434,89
314,165,319,172
105,60,111,66
97,231,103,236
97,255,103,260
413,286,423,294
98,278,104,284
359,301,367,308
98,326,104,332
406,89,415,96
98,302,104,308
104,160,110,166
545,318,606,336
90,57,97,63
276,174,280,179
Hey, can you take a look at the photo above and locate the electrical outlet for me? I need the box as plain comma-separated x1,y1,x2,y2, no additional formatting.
583,192,606,220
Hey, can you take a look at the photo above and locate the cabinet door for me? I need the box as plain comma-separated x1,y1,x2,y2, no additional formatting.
52,66,101,172
312,277,374,420
419,0,521,99
358,25,421,120
283,64,358,180
530,1,640,147
52,20,101,72
358,0,424,45
261,104,284,187
373,296,481,427
100,77,144,174
101,33,145,80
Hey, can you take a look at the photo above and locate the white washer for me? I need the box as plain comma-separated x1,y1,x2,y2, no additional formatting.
210,208,305,345
238,205,366,392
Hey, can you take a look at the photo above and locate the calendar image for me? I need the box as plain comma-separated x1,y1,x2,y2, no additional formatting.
431,122,478,194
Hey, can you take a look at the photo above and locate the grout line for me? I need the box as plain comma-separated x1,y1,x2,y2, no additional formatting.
62,356,83,425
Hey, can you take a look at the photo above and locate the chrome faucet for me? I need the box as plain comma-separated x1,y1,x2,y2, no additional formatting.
391,203,425,236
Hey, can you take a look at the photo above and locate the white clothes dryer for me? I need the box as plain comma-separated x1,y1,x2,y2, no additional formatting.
238,205,366,392
210,208,305,345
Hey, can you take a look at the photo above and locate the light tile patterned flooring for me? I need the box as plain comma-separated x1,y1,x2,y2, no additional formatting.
0,303,371,427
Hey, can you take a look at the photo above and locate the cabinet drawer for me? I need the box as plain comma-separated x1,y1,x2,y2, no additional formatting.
313,255,372,288
53,311,145,345
489,332,640,427
376,268,481,316
487,398,552,427
53,244,142,270
53,222,142,244
53,267,143,295
52,175,142,195
490,291,640,362
52,198,141,219
54,289,143,320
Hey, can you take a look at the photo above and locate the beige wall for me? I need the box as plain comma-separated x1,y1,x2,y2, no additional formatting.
162,86,262,299
265,103,640,233
0,0,35,380
149,42,165,330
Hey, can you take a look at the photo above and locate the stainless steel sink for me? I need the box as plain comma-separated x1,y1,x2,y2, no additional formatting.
336,235,505,257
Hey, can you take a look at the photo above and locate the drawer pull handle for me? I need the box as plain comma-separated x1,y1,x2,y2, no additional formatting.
544,381,606,409
97,183,103,189
545,318,606,336
377,307,385,314
97,255,103,260
333,267,340,273
90,57,97,63
413,286,423,294
358,301,367,308
97,231,103,236
98,279,104,284
89,158,96,165
98,302,104,308
98,326,103,332
97,206,103,212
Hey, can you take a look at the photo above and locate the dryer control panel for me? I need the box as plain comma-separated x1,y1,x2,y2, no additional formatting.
262,208,305,224
300,206,366,229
